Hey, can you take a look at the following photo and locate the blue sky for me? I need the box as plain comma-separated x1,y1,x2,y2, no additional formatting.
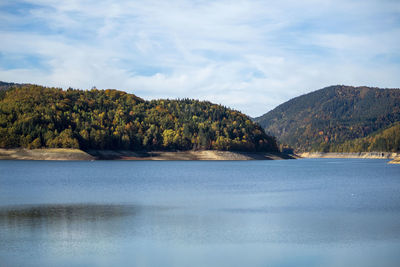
1,0,399,116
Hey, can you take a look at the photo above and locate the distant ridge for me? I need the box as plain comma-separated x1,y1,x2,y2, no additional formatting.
254,85,400,152
0,81,29,91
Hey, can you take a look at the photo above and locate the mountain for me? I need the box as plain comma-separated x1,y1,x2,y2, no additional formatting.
0,81,27,91
333,122,400,153
254,85,400,152
0,82,278,152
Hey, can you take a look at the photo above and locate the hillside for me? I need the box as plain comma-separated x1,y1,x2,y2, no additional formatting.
0,83,278,152
332,122,400,153
0,81,29,92
254,85,400,152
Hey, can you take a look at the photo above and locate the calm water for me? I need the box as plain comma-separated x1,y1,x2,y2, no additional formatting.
0,159,399,267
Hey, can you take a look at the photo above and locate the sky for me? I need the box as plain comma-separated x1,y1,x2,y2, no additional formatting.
0,0,399,117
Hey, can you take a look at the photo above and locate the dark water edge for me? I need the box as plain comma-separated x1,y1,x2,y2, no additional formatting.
0,159,399,267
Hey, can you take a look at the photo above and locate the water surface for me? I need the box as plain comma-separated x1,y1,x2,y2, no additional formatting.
0,159,399,267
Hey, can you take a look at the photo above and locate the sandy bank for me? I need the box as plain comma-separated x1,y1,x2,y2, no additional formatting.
0,148,294,161
86,150,294,160
388,157,400,164
299,152,399,160
0,148,95,160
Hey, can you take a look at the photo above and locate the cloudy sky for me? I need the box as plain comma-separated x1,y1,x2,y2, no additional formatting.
1,0,399,116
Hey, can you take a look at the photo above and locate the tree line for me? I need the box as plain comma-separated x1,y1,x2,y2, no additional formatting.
0,84,278,152
330,122,400,153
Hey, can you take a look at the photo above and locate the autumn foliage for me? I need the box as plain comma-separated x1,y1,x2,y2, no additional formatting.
0,84,278,152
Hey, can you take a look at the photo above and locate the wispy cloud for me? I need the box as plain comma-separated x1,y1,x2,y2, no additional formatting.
0,0,399,116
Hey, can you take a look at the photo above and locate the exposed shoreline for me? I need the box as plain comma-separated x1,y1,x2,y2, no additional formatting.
0,148,94,161
388,157,400,164
2,149,398,163
0,148,294,161
299,152,399,161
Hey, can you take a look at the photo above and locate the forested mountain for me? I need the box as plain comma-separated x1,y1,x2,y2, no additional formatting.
0,81,27,91
333,122,400,153
254,85,400,152
0,83,278,152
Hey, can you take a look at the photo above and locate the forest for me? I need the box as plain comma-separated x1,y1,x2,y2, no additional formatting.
255,85,400,152
0,83,278,152
332,122,400,153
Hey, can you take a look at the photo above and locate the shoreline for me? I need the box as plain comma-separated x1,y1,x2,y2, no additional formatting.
0,148,294,161
0,148,94,161
299,152,399,161
1,149,397,163
388,157,400,164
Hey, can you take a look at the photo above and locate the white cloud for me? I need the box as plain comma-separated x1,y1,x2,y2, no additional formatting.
0,0,399,116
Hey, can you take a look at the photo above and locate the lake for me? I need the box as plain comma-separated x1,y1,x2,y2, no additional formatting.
0,159,399,267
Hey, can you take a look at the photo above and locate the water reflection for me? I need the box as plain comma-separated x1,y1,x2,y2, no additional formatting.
2,203,400,245
0,203,139,245
0,204,135,225
0,204,140,266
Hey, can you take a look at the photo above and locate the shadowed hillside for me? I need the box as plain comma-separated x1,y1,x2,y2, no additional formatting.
255,85,400,152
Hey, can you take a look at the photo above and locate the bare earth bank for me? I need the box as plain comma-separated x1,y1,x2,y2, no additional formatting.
300,152,399,163
0,148,94,160
0,148,294,161
389,157,400,164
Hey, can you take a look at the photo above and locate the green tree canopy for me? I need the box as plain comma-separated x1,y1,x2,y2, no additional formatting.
0,84,278,152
